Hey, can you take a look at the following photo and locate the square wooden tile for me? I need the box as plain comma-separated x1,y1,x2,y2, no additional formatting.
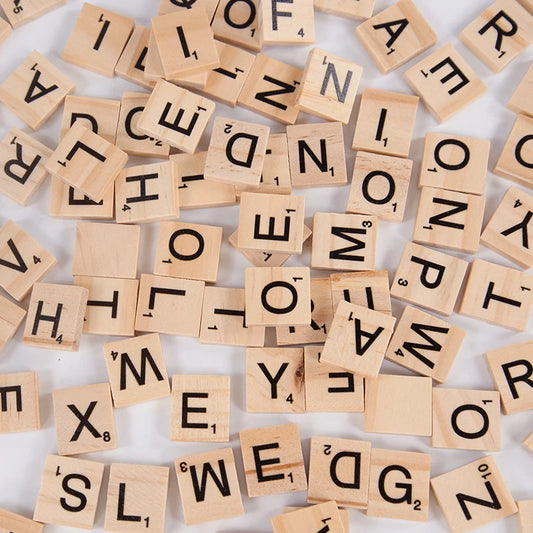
524,433,533,452
239,423,307,497
135,274,204,337
259,0,314,44
460,0,533,73
391,242,468,316
143,28,165,82
33,455,104,529
0,0,64,28
518,500,533,533
62,3,134,77
321,300,395,377
171,374,230,442
352,88,419,158
0,128,52,206
103,333,170,408
484,339,533,414
238,54,302,124
0,508,43,533
404,43,487,123
419,132,490,195
459,258,533,331
0,371,40,433
158,0,220,18
175,448,244,526
315,0,374,19
0,294,26,353
282,505,350,531
53,382,117,455
245,266,311,326
104,463,169,533
23,283,88,352
73,276,138,336
311,212,377,271
0,50,75,130
385,306,465,383
347,151,413,221
508,63,533,116
199,286,265,346
272,502,345,533
364,374,432,436
72,222,140,279
137,79,215,153
212,0,261,52
367,448,431,521
431,456,517,533
115,25,155,90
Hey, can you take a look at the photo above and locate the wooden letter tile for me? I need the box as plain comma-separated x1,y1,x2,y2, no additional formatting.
0,50,75,130
175,448,244,526
259,0,314,44
391,241,468,316
0,508,43,533
508,63,533,117
171,374,230,442
405,43,487,123
0,371,40,433
239,423,307,497
364,374,432,436
272,502,344,533
33,455,104,529
352,88,419,158
62,3,134,77
0,294,26,353
212,0,261,52
0,0,64,28
518,0,533,13
282,505,350,532
518,500,533,533
158,0,220,18
315,0,374,19
103,333,170,407
53,382,117,455
104,463,169,533
431,456,517,533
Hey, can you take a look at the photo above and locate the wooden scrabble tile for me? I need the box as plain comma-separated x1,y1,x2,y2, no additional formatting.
484,339,533,414
356,0,437,74
315,0,374,19
115,25,155,90
413,186,485,254
60,96,121,144
244,266,311,326
508,63,533,117
212,0,261,52
0,50,75,131
431,456,517,533
481,186,533,268
259,0,314,44
0,0,64,28
0,371,40,433
73,222,140,279
103,333,170,408
0,508,43,533
419,132,490,195
104,463,169,533
53,382,117,455
385,306,465,383
432,388,500,451
352,88,418,158
330,270,392,315
0,220,57,301
73,276,138,336
0,128,52,206
347,151,413,221
286,122,347,188
135,274,204,337
282,506,350,531
494,114,533,188
239,423,307,497
46,123,127,203
524,433,533,452
158,0,220,19
518,0,533,13
237,192,305,253
518,500,533,533
391,242,469,316
307,436,371,509
143,29,165,82
405,44,487,123
137,79,215,153
272,502,345,533
364,374,432,436
171,374,230,442
321,301,395,377
154,221,222,283
460,0,533,73
199,286,265,346
175,448,244,526
34,455,104,529
238,54,302,124
62,3,134,77
49,177,115,219
0,294,25,353
311,212,377,271
367,448,431,521
204,118,270,187
459,258,533,331
0,16,11,43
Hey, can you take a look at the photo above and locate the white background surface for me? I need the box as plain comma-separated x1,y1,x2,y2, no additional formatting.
0,0,532,532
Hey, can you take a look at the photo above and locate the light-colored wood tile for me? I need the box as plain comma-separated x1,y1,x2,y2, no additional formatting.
115,25,155,90
315,0,374,20
282,505,350,532
0,294,26,353
0,371,40,433
518,500,533,533
259,0,315,44
273,502,345,533
158,0,220,19
0,0,64,28
518,0,533,13
143,28,165,83
508,63,533,117
0,508,43,533
212,0,261,52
